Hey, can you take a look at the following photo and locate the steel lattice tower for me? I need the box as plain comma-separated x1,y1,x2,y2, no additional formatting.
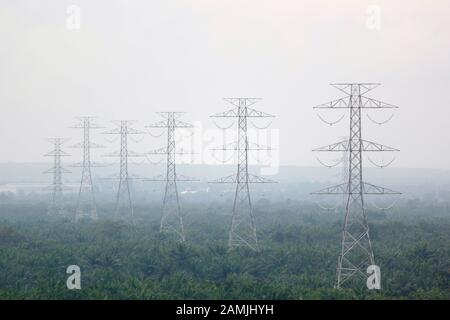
70,117,103,222
146,112,196,242
44,138,70,215
210,98,275,251
312,84,400,289
103,120,145,223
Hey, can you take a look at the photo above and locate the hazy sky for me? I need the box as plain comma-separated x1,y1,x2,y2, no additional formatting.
0,0,449,168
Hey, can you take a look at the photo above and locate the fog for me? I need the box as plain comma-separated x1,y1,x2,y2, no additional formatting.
1,0,449,168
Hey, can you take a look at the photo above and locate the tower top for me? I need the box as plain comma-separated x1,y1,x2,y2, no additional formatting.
330,83,381,95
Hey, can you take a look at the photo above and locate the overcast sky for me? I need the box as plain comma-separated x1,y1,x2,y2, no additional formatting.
0,0,449,168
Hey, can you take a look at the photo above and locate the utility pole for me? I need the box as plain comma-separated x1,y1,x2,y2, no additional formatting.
210,98,276,252
146,112,196,242
103,120,145,223
44,138,70,215
70,116,103,222
312,83,400,289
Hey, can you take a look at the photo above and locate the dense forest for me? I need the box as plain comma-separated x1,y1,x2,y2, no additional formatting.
0,196,449,300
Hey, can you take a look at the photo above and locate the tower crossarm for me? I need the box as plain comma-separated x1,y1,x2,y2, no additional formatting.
209,174,237,183
44,150,71,157
311,182,349,195
224,97,261,107
210,107,239,117
209,173,276,184
246,107,275,117
314,97,350,109
211,140,272,151
144,173,198,182
314,139,398,152
69,142,104,149
331,83,380,95
146,147,168,155
69,118,104,129
362,182,401,195
70,161,108,167
146,120,168,128
361,96,398,109
146,120,193,128
127,150,145,157
102,150,145,157
211,106,275,118
69,123,104,129
44,167,71,174
156,111,186,119
210,140,239,151
146,147,194,155
103,127,145,135
175,174,199,181
248,141,272,151
314,96,398,110
173,148,196,155
311,182,401,195
361,140,399,151
247,174,277,183
313,140,349,152
146,113,193,128
174,120,194,128
144,174,167,182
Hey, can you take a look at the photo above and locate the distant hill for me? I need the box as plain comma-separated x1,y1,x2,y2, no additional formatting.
0,162,449,184
0,163,449,202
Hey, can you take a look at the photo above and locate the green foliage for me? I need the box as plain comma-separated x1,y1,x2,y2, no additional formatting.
0,201,449,300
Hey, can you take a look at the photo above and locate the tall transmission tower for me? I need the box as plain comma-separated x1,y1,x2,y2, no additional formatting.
145,112,196,242
312,83,400,289
103,120,145,223
210,98,276,252
44,138,71,215
70,117,104,222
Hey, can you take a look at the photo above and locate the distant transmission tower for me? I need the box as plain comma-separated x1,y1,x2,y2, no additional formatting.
210,98,276,252
312,84,400,289
146,112,196,242
103,120,145,223
44,138,70,215
70,117,104,222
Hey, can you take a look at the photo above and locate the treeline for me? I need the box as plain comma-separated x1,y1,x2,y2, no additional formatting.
0,201,449,300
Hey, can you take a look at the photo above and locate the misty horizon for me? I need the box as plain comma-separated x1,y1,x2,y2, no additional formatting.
1,0,450,169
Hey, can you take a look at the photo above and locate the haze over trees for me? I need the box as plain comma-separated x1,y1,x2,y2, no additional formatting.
0,195,448,300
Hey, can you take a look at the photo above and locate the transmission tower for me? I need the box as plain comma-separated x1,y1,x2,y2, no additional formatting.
103,120,145,223
312,83,400,289
145,112,196,242
70,117,104,222
210,98,276,252
44,138,71,215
